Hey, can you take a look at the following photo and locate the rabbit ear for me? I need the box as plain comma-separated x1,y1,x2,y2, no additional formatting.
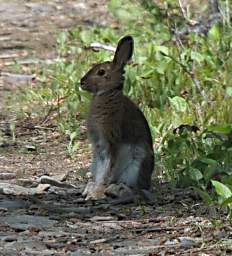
113,35,134,69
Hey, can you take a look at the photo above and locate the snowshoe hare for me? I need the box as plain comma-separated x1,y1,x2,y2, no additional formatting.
80,35,154,200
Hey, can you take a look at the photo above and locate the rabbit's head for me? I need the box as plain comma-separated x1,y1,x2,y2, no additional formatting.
80,36,134,95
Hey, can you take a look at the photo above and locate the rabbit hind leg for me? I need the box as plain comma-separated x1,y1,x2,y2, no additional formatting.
111,144,146,189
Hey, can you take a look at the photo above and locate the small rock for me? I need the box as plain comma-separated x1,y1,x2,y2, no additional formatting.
36,184,50,194
1,214,58,231
1,72,36,83
70,249,91,256
0,183,49,196
101,222,123,230
0,207,8,212
90,238,107,244
25,144,37,152
2,235,18,242
52,172,68,182
0,183,34,196
17,178,35,187
90,216,116,222
179,236,199,248
213,230,227,239
0,199,27,210
0,172,16,180
38,175,76,189
164,239,178,246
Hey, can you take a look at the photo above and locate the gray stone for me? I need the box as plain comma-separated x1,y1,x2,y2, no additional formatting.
179,236,199,248
0,214,58,231
0,199,28,210
1,235,18,242
0,173,16,180
0,183,50,196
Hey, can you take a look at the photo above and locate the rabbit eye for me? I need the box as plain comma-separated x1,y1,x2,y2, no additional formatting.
97,69,106,76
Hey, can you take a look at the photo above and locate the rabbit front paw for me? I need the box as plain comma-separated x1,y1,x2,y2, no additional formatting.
83,181,107,200
105,183,133,198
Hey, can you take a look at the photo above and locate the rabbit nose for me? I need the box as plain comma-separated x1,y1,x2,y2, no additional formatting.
80,77,85,85
80,77,86,86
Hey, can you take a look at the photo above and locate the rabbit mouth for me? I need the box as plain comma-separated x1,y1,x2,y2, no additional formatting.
80,82,87,89
80,80,89,90
80,81,95,93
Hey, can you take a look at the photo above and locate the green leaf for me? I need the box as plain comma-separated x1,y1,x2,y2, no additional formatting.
108,0,140,21
155,60,170,74
200,158,218,165
114,9,132,21
80,30,93,44
226,87,232,97
72,142,80,152
212,180,232,199
208,25,221,42
191,51,205,63
155,45,169,55
194,188,213,204
70,131,77,142
222,196,232,207
57,32,66,45
208,125,231,134
108,0,121,11
169,96,189,112
190,168,203,181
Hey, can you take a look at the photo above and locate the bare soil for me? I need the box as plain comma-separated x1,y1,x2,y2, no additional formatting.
0,1,231,255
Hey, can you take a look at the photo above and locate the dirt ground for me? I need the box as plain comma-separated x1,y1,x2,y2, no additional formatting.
0,1,231,255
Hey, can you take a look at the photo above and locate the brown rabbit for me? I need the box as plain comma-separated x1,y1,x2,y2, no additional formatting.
80,35,154,200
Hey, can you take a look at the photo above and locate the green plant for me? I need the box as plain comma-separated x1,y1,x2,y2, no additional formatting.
212,180,232,217
10,122,16,142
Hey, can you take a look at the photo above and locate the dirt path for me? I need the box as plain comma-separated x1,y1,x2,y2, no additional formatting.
0,1,230,255
0,0,112,62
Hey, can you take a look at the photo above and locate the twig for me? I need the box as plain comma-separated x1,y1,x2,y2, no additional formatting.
38,175,77,189
0,58,65,67
89,42,116,52
0,36,11,41
178,0,199,25
1,72,36,82
0,52,28,59
29,197,94,214
21,125,57,131
134,226,184,234
40,106,56,124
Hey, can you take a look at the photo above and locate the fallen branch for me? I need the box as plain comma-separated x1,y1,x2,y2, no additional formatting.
21,125,57,131
0,173,16,180
0,51,28,59
89,42,116,52
134,225,184,234
0,183,50,196
0,36,11,41
0,58,65,67
1,72,36,83
38,175,77,189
